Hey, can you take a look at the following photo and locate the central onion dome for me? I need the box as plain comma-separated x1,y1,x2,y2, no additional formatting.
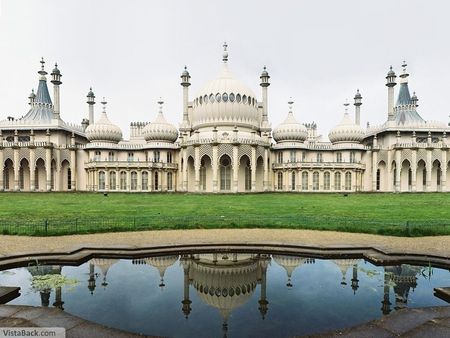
85,99,122,143
190,43,260,130
328,103,364,144
273,100,308,142
142,99,178,143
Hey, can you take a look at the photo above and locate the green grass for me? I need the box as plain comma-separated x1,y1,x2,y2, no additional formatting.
0,192,450,237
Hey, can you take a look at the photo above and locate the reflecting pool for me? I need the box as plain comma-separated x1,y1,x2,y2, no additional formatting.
1,253,449,337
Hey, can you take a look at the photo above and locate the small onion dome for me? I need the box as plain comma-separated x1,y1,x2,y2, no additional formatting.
28,89,36,100
87,87,95,98
328,110,364,144
85,103,123,143
182,66,190,77
142,100,178,142
261,66,269,77
387,66,395,77
272,101,307,143
51,63,61,75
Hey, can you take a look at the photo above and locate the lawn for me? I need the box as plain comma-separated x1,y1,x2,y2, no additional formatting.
0,192,449,237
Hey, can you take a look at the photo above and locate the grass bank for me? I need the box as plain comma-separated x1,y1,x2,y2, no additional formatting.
0,192,449,236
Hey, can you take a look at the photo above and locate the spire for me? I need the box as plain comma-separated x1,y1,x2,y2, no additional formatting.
399,61,409,83
222,42,228,63
344,100,350,115
38,57,47,76
288,98,294,113
101,97,107,113
158,97,164,115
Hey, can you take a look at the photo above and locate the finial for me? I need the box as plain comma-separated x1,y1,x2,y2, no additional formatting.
344,100,350,114
38,57,47,76
101,97,107,112
158,97,164,113
222,42,228,62
288,98,294,112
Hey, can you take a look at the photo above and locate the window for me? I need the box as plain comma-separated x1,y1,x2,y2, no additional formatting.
51,162,55,190
316,153,323,163
350,152,356,163
19,166,24,190
229,93,235,102
245,159,251,191
291,172,296,191
236,94,241,103
199,96,203,104
302,172,308,190
345,172,352,190
3,169,9,190
109,171,116,190
222,93,228,102
408,168,412,189
336,152,342,163
422,168,426,187
290,151,296,163
437,166,442,187
209,94,214,103
243,95,247,104
376,169,381,191
94,151,101,161
99,171,105,190
167,172,173,190
167,152,172,163
131,171,137,190
334,172,341,190
127,152,134,162
200,159,206,191
67,168,72,190
277,152,283,164
204,95,208,104
324,172,330,190
142,171,148,191
215,93,221,102
108,152,115,161
220,156,231,191
313,172,319,191
154,171,159,190
154,151,160,162
120,171,127,190
277,172,283,190
248,97,252,105
302,152,306,162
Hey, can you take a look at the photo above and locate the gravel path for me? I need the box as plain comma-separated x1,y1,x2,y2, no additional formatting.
0,229,449,258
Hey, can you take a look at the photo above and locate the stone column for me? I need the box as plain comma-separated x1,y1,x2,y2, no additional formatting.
263,148,269,191
45,147,52,191
194,146,200,192
251,146,256,192
297,169,301,191
127,170,131,191
371,151,377,191
0,147,3,191
182,149,188,191
426,149,432,191
105,170,110,191
13,147,19,191
395,150,401,192
442,150,447,192
55,149,61,191
330,170,335,191
233,146,239,192
411,149,417,192
149,168,153,191
387,151,392,192
162,169,167,191
70,150,76,191
29,148,35,191
212,145,218,193
137,170,142,191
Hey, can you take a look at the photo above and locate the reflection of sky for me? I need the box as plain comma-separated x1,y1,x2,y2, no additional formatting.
0,258,448,338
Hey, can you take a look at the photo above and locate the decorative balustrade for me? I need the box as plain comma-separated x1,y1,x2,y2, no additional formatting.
272,161,365,170
85,160,178,170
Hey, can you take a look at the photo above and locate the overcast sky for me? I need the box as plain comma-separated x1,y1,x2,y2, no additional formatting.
0,0,449,140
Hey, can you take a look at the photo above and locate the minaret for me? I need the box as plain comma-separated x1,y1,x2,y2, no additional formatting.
353,89,362,126
28,89,36,105
381,268,392,315
50,63,62,120
411,91,419,107
180,256,192,318
386,66,397,121
260,66,271,131
88,262,96,295
180,66,191,132
351,264,359,294
87,87,95,125
258,257,270,319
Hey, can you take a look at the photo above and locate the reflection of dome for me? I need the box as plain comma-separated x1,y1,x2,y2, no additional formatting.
191,57,260,130
190,254,260,320
85,111,123,143
91,258,119,287
328,111,364,144
133,255,179,287
142,102,178,143
273,102,307,143
333,259,359,285
273,255,314,287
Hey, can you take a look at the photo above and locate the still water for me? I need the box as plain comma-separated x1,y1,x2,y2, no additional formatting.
0,253,449,337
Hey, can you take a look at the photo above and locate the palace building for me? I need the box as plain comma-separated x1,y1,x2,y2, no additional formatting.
1,44,449,193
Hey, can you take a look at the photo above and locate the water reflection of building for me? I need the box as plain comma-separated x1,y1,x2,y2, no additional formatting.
333,259,360,290
180,253,270,337
272,255,315,287
132,255,179,288
381,264,421,314
27,265,64,309
91,258,119,290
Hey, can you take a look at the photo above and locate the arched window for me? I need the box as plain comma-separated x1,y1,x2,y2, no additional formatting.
313,172,319,190
220,156,231,191
222,93,228,102
199,96,203,104
422,168,426,187
200,159,206,191
291,172,296,191
376,169,381,191
120,171,127,190
99,171,106,190
437,165,442,187
154,171,159,191
215,93,221,102
334,172,341,190
50,161,56,190
242,95,247,104
3,166,9,190
236,94,241,103
67,168,72,190
167,172,173,191
302,172,308,191
229,93,235,102
19,165,24,190
142,171,148,191
345,172,352,190
324,172,330,190
277,172,283,190
204,95,208,104
245,159,251,191
109,171,116,190
131,171,137,190
408,168,412,190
